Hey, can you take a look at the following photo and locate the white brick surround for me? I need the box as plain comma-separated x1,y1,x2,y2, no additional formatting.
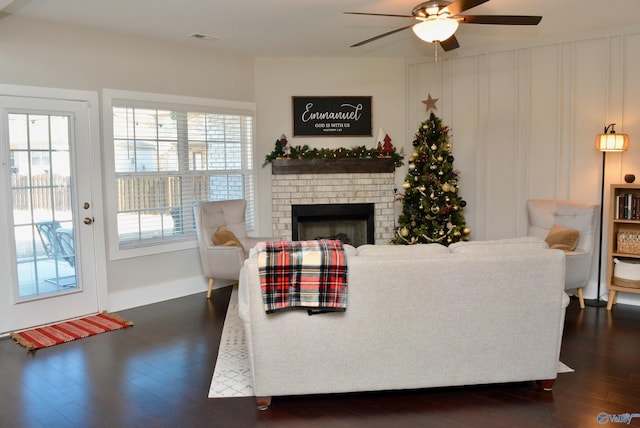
271,172,396,244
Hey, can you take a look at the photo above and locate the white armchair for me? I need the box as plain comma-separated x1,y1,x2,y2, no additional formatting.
527,199,599,309
193,199,275,299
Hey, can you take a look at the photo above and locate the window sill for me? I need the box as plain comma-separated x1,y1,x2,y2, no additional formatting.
109,238,198,261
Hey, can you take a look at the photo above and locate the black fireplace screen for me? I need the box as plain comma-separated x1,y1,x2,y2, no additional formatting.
292,203,375,247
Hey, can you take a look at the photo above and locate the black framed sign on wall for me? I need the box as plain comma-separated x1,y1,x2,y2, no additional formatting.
292,96,372,137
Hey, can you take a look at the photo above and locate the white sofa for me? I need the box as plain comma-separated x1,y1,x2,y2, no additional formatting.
238,238,569,409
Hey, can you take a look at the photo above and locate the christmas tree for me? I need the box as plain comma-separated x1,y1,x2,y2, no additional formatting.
392,111,471,245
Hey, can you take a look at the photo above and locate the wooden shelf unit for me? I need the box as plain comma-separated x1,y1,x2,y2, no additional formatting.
606,183,640,310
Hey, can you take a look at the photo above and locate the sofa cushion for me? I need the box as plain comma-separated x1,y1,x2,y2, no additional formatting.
449,237,548,255
545,224,580,251
357,243,450,258
213,226,245,251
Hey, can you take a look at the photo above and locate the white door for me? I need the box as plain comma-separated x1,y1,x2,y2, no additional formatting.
0,94,103,334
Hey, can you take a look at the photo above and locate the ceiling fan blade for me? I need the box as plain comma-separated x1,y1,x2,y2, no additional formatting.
458,15,542,25
445,0,490,16
344,11,413,19
350,24,415,47
440,35,460,51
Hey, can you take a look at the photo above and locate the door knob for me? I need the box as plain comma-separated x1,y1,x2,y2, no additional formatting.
83,217,94,225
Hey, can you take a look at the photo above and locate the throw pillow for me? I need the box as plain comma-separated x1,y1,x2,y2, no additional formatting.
212,226,245,251
545,224,580,251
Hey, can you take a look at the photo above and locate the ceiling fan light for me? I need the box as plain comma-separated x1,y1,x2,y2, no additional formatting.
412,17,459,43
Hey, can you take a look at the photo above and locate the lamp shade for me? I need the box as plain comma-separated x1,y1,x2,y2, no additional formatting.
596,132,629,152
412,17,459,43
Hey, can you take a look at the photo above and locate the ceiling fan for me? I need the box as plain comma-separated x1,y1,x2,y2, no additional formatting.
345,0,542,52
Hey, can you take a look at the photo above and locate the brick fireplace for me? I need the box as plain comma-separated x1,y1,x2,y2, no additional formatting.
270,159,396,244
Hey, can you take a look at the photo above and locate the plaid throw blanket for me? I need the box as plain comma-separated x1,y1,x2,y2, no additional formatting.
256,239,348,314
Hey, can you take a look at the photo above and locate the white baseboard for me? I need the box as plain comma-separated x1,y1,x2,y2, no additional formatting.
107,276,236,312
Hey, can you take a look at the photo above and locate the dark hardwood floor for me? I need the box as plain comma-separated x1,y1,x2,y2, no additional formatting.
2,287,640,428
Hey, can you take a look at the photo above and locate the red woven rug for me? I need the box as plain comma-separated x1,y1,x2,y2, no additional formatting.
10,311,134,351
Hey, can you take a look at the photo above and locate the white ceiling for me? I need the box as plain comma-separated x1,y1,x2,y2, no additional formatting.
3,0,640,58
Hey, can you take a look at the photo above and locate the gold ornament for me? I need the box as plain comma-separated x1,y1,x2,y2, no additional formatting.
400,227,410,237
402,181,411,189
442,183,452,192
463,226,471,235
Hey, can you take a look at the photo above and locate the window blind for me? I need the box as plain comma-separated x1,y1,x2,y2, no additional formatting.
112,104,254,248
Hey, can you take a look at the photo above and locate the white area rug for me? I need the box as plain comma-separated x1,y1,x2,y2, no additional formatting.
557,361,574,373
208,287,574,398
209,287,254,398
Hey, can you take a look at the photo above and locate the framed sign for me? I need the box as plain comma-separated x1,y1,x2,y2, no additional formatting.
292,96,372,137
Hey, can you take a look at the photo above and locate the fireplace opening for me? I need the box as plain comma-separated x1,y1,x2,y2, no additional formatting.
292,203,375,247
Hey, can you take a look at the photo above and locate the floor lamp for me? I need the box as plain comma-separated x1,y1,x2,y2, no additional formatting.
585,124,629,307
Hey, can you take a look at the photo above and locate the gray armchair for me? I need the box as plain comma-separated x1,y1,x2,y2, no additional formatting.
193,199,275,299
527,199,599,309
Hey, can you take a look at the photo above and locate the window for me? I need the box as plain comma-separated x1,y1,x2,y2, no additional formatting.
104,91,255,256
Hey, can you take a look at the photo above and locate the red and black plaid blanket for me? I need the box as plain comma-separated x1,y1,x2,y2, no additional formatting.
256,239,348,314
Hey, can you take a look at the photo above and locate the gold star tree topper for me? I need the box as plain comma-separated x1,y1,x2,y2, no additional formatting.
422,94,438,111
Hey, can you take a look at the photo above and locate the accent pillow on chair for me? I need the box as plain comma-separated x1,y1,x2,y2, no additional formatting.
213,226,245,252
545,224,580,251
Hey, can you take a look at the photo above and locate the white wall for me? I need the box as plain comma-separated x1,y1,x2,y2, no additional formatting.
0,16,255,100
254,57,407,234
0,18,408,310
408,27,640,306
0,16,255,310
3,14,640,309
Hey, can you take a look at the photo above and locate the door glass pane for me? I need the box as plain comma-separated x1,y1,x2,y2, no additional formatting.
9,113,77,299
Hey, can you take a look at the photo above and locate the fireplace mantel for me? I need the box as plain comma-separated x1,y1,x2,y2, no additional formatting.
271,158,395,174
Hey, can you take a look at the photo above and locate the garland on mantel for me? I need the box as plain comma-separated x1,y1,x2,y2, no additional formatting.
263,144,404,168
